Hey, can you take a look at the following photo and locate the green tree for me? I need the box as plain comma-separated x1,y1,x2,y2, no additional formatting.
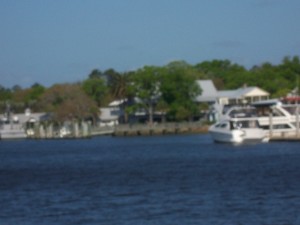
0,85,12,102
104,68,120,86
88,69,103,79
194,59,247,89
2,83,46,112
106,71,133,123
82,77,107,106
29,83,45,100
250,61,292,97
0,86,12,113
107,71,131,100
131,66,161,124
161,63,202,121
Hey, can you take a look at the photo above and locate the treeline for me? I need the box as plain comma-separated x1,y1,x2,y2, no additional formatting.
1,56,300,122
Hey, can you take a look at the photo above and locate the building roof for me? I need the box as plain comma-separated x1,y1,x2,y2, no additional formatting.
108,99,126,107
237,87,269,97
1,112,47,124
218,87,269,99
195,80,218,102
195,80,270,103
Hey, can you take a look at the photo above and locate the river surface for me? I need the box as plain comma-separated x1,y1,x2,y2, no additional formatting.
0,134,300,225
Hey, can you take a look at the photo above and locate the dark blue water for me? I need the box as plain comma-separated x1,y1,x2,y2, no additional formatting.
0,134,300,225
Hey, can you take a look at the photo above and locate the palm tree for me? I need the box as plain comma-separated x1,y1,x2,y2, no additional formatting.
107,71,133,123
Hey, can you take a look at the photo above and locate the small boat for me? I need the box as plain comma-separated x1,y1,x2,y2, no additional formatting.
209,118,268,144
0,103,27,140
0,124,27,140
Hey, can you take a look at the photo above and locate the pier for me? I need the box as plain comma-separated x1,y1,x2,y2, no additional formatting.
28,121,92,139
270,137,300,142
269,132,300,142
268,108,300,142
26,121,209,139
113,122,208,136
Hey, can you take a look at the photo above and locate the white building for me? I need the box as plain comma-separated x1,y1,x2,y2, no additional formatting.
195,80,270,121
196,80,270,105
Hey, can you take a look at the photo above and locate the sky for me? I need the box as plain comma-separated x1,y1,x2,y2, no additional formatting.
0,0,300,88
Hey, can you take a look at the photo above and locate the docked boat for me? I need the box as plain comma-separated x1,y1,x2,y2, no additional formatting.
209,118,268,144
219,100,298,138
0,124,27,140
0,104,27,140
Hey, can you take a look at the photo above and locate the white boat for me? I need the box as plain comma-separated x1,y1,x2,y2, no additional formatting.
219,100,298,138
0,104,27,140
0,123,27,140
209,118,268,144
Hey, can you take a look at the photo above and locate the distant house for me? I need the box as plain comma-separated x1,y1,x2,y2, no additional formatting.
0,108,46,125
100,98,164,124
100,80,270,124
195,80,270,121
196,80,270,105
98,100,125,126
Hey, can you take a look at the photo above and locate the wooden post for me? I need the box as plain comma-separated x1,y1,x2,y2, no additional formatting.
74,122,79,138
47,123,53,138
39,124,45,138
269,111,273,138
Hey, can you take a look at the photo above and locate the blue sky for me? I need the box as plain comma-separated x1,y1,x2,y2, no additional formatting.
1,0,300,88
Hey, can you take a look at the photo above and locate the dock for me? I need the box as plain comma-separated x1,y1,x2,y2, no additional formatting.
113,122,208,136
25,121,209,139
270,137,300,142
90,126,114,136
269,133,300,142
267,109,300,142
268,131,300,142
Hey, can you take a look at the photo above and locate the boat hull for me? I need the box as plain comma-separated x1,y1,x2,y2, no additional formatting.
209,129,244,143
209,119,268,144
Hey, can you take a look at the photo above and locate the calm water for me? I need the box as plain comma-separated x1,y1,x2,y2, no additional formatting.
0,134,300,225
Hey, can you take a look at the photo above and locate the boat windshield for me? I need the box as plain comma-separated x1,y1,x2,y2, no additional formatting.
230,120,259,130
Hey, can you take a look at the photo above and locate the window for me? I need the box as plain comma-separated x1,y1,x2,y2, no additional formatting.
220,123,228,128
273,124,292,129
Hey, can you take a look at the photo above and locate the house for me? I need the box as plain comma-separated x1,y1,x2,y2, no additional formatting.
196,80,270,105
0,108,46,125
0,108,48,139
99,98,164,124
98,100,124,126
195,80,270,121
100,80,270,124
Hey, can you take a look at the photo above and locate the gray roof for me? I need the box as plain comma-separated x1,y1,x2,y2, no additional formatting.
218,90,238,98
219,87,269,99
195,80,218,102
195,80,270,102
1,112,47,124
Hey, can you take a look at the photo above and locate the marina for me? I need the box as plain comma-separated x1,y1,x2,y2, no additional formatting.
1,2,299,223
1,116,300,142
1,96,300,142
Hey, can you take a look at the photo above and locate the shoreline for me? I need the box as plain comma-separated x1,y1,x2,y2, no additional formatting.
112,123,209,137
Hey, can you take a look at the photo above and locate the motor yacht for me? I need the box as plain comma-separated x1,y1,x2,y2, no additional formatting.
209,118,268,144
218,99,298,138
